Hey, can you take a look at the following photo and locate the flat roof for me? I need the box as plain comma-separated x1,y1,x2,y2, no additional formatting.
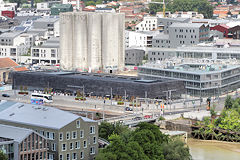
0,101,96,129
169,23,206,28
23,71,171,84
140,63,240,75
0,31,22,38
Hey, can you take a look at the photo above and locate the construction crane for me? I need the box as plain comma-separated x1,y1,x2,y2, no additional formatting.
149,0,166,17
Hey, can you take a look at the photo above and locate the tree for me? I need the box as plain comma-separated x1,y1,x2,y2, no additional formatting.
149,0,213,18
96,122,191,160
224,95,233,109
0,150,7,160
162,139,191,160
85,1,96,6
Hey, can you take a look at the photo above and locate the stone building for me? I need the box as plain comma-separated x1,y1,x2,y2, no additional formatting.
0,124,48,160
0,101,98,160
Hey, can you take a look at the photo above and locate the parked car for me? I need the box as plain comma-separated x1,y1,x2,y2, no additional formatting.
144,115,152,119
2,94,10,97
125,107,133,111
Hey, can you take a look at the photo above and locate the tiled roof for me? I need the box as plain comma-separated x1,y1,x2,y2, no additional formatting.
0,57,28,71
0,57,18,68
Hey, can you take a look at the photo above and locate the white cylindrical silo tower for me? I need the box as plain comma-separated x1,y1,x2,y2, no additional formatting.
72,12,88,71
60,12,73,70
87,12,102,72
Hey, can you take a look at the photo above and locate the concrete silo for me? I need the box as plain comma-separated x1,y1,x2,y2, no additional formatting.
87,13,102,72
60,12,125,72
72,13,88,71
60,13,74,70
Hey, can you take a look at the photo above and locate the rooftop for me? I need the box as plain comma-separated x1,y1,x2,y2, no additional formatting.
140,58,240,74
34,17,59,23
159,17,190,22
0,31,22,38
0,124,33,143
169,23,206,28
0,101,96,129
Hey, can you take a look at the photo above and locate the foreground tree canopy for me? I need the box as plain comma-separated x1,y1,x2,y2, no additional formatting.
97,122,191,160
149,0,213,18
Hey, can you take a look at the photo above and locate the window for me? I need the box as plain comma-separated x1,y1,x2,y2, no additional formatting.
66,154,70,160
83,140,87,148
80,152,84,159
52,143,56,151
80,130,84,138
59,133,63,141
72,131,77,139
66,132,70,140
46,132,50,138
93,137,96,144
76,120,80,128
48,132,55,140
70,142,73,150
72,153,77,160
59,155,63,160
62,143,66,151
40,130,45,136
90,147,95,155
75,141,80,149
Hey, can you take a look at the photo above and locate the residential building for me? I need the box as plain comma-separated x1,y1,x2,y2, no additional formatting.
60,12,125,72
0,32,22,46
31,37,59,65
0,101,98,160
210,24,229,38
138,58,240,97
135,16,158,31
168,23,209,47
32,17,59,37
126,30,157,48
51,4,73,15
0,124,48,160
152,33,170,48
152,23,209,48
95,8,115,13
36,2,50,11
158,17,190,34
125,48,145,66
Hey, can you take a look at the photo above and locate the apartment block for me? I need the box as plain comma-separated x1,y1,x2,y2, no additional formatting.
135,16,158,31
158,17,190,34
169,23,209,47
31,37,59,65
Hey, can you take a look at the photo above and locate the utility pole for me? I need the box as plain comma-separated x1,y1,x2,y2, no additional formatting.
124,90,126,108
103,99,105,121
110,87,113,105
163,89,176,111
218,85,220,104
200,83,202,109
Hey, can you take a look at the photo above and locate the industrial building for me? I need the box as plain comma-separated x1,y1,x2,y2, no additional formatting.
0,101,98,160
60,12,125,73
12,71,185,99
138,59,240,97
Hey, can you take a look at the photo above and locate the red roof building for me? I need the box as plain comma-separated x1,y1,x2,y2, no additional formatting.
210,24,230,38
